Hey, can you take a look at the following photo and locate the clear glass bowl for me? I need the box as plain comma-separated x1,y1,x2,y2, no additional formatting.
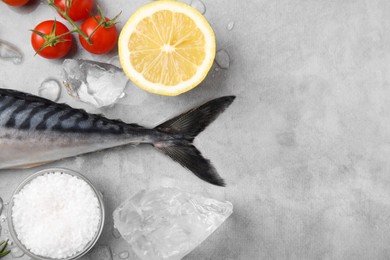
8,168,105,260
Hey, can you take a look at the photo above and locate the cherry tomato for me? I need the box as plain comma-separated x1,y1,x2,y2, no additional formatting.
79,16,118,55
54,0,94,22
2,0,29,6
31,20,72,59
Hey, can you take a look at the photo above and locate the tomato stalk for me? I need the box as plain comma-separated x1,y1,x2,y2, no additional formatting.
47,0,92,44
87,6,121,40
65,0,73,14
32,0,120,56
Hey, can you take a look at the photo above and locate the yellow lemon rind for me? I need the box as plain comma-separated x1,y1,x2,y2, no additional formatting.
118,1,216,96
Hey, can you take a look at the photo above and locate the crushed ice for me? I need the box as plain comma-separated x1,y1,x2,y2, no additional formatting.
113,187,233,260
63,59,127,108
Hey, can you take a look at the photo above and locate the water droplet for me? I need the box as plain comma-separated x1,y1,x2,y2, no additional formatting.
191,0,206,14
38,78,61,102
0,40,23,64
119,251,129,259
118,92,126,99
11,247,25,258
0,214,6,223
112,227,121,239
226,21,235,31
215,67,220,72
215,49,230,69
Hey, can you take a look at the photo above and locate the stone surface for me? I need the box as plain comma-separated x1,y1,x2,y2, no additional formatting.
89,245,112,260
2,0,390,259
113,188,233,260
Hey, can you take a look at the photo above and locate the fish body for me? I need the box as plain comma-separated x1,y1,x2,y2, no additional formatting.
0,88,235,186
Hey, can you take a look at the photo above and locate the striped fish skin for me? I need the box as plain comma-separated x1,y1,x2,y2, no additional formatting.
0,88,161,169
0,88,236,186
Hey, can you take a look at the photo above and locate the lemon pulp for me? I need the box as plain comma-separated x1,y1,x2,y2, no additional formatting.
119,1,216,96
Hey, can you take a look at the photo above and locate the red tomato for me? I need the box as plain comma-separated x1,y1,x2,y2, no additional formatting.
2,0,29,6
54,0,94,22
31,20,72,59
79,16,118,55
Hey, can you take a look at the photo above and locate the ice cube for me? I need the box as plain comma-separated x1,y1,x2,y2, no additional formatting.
0,40,23,64
191,0,206,14
113,188,233,260
215,49,230,69
63,59,128,108
89,245,112,260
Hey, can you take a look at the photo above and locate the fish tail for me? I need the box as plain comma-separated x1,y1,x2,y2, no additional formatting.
153,96,236,186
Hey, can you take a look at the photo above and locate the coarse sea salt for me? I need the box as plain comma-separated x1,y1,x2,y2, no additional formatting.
11,172,101,259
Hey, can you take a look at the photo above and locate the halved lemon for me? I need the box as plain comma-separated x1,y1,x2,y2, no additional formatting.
118,1,216,96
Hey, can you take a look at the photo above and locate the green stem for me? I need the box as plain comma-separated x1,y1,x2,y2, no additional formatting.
47,0,92,44
87,22,103,40
56,28,78,39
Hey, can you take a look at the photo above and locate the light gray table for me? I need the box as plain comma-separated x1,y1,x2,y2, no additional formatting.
2,0,390,259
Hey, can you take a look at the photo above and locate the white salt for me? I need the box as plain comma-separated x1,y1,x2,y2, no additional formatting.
12,172,101,259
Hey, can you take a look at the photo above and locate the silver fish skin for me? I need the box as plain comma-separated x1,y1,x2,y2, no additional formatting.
0,88,235,186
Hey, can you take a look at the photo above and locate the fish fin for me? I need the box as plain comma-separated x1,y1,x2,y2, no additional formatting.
156,141,225,186
154,96,236,186
156,96,236,142
11,161,52,169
